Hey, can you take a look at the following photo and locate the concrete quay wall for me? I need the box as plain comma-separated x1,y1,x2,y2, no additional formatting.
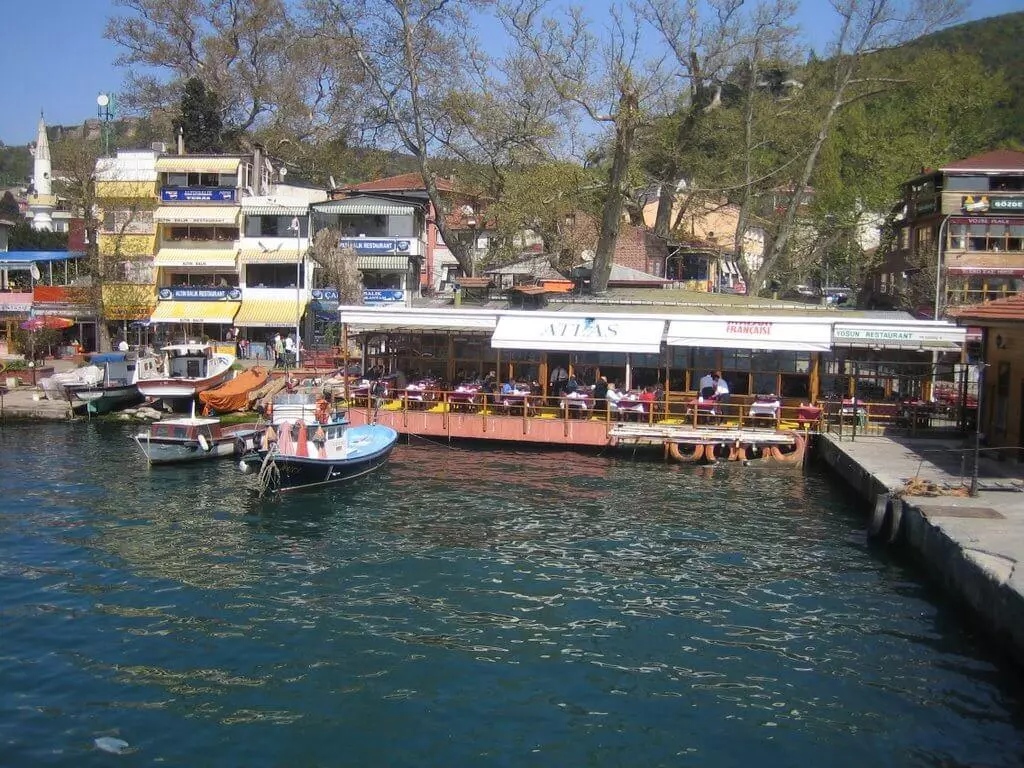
816,432,1024,667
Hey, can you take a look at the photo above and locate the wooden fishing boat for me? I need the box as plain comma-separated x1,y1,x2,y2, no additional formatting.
136,342,235,403
134,415,264,465
65,352,155,414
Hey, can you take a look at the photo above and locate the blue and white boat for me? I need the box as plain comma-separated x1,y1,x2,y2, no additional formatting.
64,352,156,414
239,392,398,494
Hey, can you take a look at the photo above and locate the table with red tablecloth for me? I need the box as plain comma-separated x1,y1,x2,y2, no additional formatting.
796,404,822,430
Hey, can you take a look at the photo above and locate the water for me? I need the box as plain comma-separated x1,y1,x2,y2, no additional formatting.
1,422,1023,767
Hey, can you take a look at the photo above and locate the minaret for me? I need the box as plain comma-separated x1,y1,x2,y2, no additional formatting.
29,113,55,231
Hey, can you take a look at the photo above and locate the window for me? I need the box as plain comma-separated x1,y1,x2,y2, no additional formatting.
244,215,308,237
245,263,304,288
944,175,990,192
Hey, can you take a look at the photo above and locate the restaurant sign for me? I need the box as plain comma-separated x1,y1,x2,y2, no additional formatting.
961,195,1024,214
0,292,34,312
666,318,832,351
947,266,1024,277
491,316,665,353
310,287,340,310
363,289,405,304
161,187,236,203
158,286,242,301
341,238,412,254
832,324,965,347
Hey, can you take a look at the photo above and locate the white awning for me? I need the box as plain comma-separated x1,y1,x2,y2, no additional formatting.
667,318,832,351
154,206,240,225
491,316,665,353
832,323,965,351
242,205,310,217
338,308,496,331
155,156,241,173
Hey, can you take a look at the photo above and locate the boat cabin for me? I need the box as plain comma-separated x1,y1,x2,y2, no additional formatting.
148,417,222,441
88,352,138,386
162,343,216,379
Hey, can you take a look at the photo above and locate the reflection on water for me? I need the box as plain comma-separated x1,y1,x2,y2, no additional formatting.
1,422,1023,767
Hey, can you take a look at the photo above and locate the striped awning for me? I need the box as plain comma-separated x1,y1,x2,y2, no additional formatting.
234,298,307,327
154,206,240,225
155,157,241,173
154,249,238,268
150,300,240,324
356,255,411,271
242,205,310,217
313,201,416,216
238,249,304,264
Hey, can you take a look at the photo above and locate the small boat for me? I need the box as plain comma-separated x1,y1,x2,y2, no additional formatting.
64,352,154,414
136,342,235,404
134,415,264,464
239,392,398,494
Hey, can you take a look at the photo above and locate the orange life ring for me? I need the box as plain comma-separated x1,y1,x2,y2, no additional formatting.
703,442,727,463
667,442,704,463
727,442,749,462
769,431,806,463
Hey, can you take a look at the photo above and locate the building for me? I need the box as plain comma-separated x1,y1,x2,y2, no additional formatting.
952,294,1024,459
25,116,74,234
869,150,1024,316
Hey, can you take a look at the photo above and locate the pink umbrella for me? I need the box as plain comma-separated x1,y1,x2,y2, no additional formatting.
20,316,75,331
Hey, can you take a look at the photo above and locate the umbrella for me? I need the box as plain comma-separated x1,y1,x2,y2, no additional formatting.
20,316,75,331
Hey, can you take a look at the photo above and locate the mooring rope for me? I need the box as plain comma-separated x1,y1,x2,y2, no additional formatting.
256,448,281,498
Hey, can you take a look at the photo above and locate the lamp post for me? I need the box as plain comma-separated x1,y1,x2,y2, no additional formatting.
933,213,953,320
969,363,987,497
96,93,113,157
289,215,303,367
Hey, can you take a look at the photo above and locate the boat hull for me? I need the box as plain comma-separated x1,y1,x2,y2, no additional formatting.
69,384,141,414
135,426,263,465
137,368,234,400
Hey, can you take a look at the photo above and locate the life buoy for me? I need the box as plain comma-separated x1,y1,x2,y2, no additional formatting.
315,399,330,424
769,431,806,463
667,442,704,463
703,442,727,463
197,433,212,452
727,442,749,462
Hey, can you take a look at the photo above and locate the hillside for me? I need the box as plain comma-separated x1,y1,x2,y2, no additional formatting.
907,11,1024,142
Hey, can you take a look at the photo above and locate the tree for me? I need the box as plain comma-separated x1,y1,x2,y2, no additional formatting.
0,190,20,219
8,222,68,251
308,0,495,277
173,77,224,153
309,229,363,305
504,0,668,293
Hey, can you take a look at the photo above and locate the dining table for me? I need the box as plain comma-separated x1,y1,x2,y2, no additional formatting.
795,404,823,429
561,390,593,417
499,389,535,413
404,380,439,408
449,384,483,411
613,395,647,420
748,398,782,419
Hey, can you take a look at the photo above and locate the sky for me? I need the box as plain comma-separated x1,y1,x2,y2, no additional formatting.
0,0,1022,145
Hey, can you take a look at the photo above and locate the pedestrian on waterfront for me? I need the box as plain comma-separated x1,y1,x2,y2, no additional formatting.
117,338,129,352
550,364,569,396
274,333,285,366
593,375,609,416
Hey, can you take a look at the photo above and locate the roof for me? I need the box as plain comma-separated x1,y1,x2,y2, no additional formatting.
940,150,1024,173
341,172,456,194
455,276,493,288
509,285,548,295
483,254,566,281
0,250,86,263
950,294,1024,323
572,262,669,285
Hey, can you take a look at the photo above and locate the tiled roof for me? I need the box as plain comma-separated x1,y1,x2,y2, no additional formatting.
951,293,1024,323
941,150,1024,173
342,172,456,193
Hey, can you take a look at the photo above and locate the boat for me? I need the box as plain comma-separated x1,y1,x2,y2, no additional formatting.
134,414,265,465
39,364,104,401
239,392,398,494
136,342,235,404
64,352,156,414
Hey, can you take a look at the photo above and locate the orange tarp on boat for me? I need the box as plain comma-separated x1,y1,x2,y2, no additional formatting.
199,366,269,413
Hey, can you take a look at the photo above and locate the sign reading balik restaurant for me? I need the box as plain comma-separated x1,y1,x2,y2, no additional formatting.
341,238,412,254
158,286,242,301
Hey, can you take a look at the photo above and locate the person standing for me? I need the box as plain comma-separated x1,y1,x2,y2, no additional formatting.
549,363,569,397
593,375,609,417
273,333,285,366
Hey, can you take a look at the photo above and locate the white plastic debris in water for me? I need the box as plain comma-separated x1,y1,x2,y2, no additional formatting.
94,736,130,754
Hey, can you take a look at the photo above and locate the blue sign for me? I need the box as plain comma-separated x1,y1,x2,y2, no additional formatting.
161,187,237,203
311,288,339,302
363,289,405,304
341,238,412,253
158,286,242,301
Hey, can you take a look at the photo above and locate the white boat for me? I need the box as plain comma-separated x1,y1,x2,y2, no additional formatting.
65,352,157,414
39,365,104,401
134,415,264,465
136,342,235,403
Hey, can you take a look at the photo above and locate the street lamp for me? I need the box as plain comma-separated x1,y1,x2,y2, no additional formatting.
933,213,953,320
288,214,304,367
96,93,113,157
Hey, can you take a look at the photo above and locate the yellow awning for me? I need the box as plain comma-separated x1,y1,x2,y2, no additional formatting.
153,249,238,268
155,157,241,173
150,301,240,324
154,206,240,225
234,298,308,327
238,249,303,264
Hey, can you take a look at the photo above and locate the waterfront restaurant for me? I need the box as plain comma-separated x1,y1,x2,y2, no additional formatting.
336,305,966,410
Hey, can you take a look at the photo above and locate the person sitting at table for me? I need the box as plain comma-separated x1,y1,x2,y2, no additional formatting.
698,371,717,399
712,371,730,405
564,374,579,395
501,380,514,395
606,382,622,413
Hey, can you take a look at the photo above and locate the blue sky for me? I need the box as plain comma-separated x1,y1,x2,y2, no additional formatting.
1,0,1021,145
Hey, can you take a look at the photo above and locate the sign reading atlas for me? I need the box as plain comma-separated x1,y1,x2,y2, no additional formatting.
961,195,1024,214
158,286,242,302
540,318,618,338
161,187,237,203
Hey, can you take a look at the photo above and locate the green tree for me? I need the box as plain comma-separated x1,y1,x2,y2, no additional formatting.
8,222,68,251
0,190,20,219
173,77,224,153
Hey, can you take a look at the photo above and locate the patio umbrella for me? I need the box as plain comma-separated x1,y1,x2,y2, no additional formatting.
20,316,75,331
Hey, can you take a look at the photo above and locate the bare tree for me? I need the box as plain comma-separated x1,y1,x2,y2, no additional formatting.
503,0,669,293
309,229,364,305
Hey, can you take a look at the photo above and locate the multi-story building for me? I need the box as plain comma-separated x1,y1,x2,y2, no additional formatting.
869,150,1024,315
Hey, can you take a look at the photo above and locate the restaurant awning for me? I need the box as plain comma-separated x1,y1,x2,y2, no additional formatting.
150,300,240,324
666,318,832,352
154,249,238,268
238,249,303,264
154,206,240,225
491,316,665,354
234,298,306,327
832,323,965,351
242,205,310,217
155,157,241,173
314,201,416,216
338,308,496,331
356,255,411,271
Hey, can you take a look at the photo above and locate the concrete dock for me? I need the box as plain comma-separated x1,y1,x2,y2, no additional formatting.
817,432,1024,665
